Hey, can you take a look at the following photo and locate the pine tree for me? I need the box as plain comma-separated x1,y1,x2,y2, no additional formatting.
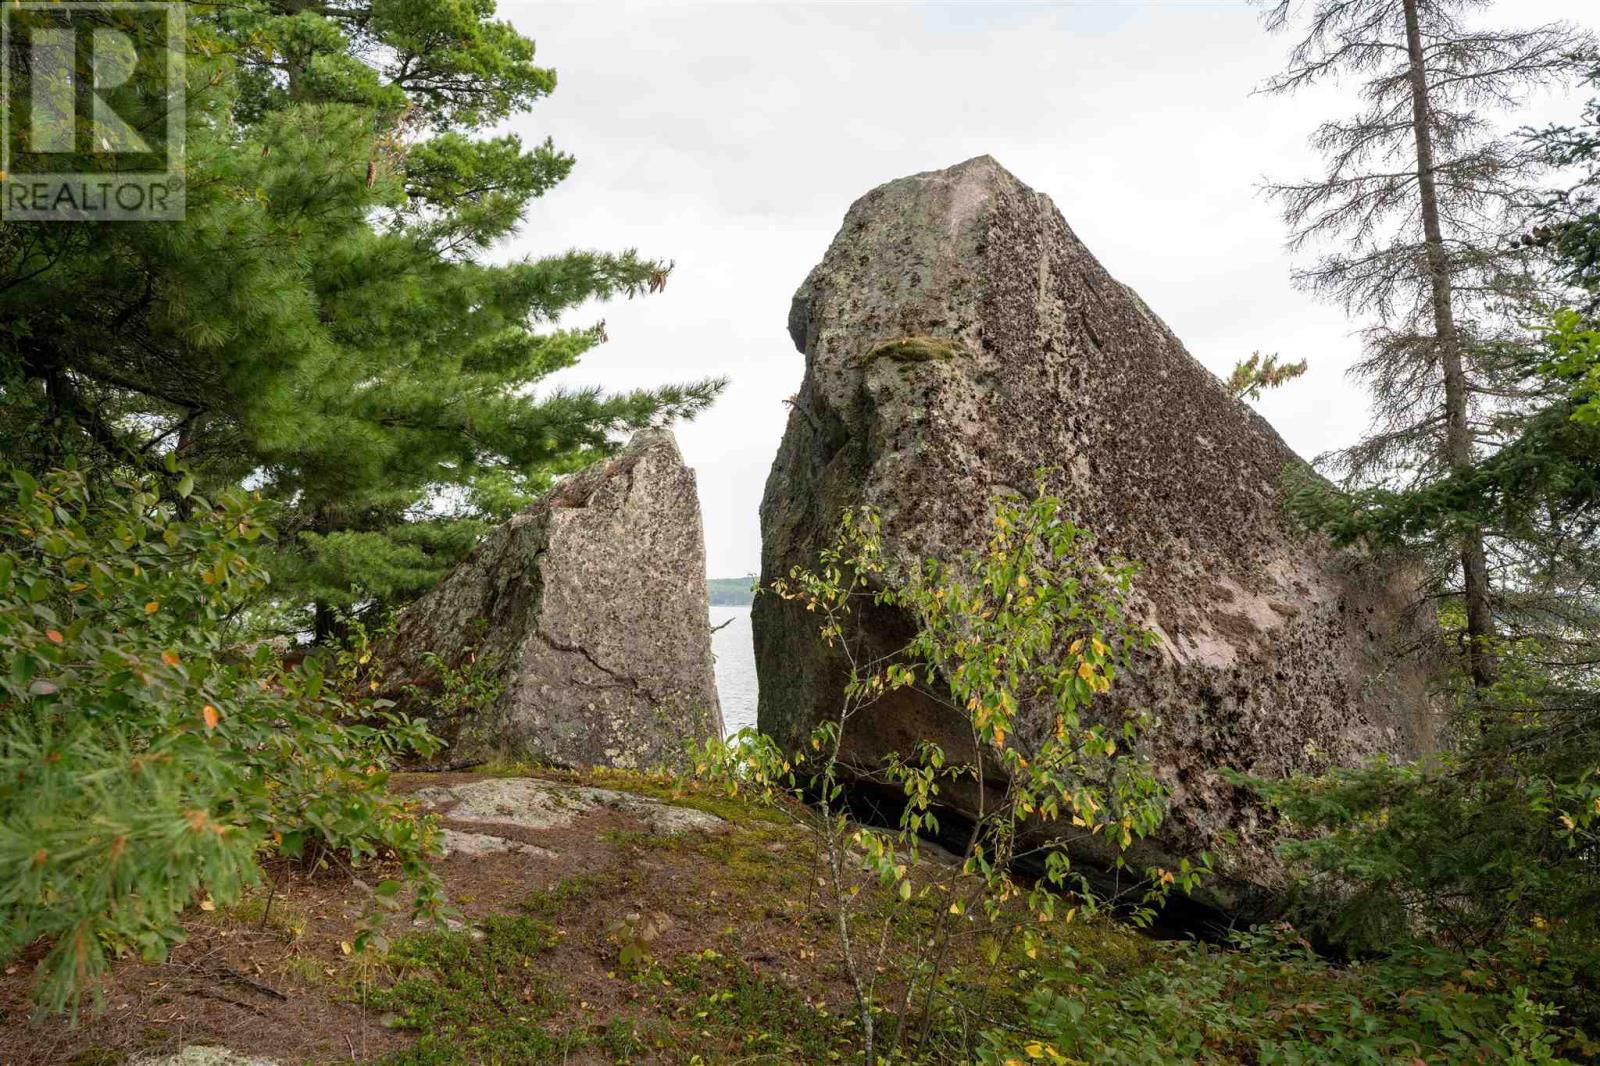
0,1,724,635
1,465,446,1012
1260,0,1595,687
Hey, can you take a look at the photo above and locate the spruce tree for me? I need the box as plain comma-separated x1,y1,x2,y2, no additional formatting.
1536,67,1600,308
0,1,723,635
1260,0,1595,687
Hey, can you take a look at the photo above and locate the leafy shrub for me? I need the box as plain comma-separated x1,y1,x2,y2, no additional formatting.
1546,307,1600,423
977,923,1592,1065
1235,754,1599,954
697,485,1204,1061
0,465,443,1012
1229,637,1600,1040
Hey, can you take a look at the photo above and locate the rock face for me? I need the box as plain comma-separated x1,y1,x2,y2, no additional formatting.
754,157,1433,907
382,430,722,770
415,777,731,839
132,1050,280,1066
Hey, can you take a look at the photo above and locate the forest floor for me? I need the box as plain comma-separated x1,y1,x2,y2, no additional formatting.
9,767,1561,1065
0,766,1154,1066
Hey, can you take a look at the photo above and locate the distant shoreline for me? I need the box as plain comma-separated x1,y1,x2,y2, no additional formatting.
707,576,756,607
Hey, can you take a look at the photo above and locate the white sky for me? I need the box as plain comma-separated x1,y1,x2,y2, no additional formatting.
496,0,1599,578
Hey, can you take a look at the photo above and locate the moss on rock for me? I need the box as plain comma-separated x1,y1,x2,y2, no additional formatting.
865,335,964,364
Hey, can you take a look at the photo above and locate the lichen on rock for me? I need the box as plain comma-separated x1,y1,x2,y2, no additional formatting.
754,156,1438,916
414,777,730,837
131,1049,281,1066
377,430,723,771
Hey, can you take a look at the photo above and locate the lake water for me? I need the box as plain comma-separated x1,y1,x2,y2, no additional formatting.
710,605,757,736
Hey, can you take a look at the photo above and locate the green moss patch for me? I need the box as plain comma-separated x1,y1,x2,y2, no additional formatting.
865,336,964,364
631,949,856,1062
365,915,572,1065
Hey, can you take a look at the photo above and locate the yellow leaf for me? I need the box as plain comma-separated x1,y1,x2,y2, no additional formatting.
161,650,181,667
1069,638,1084,655
199,898,216,912
340,941,354,956
1091,637,1107,658
202,704,220,730
144,601,159,614
1077,661,1095,682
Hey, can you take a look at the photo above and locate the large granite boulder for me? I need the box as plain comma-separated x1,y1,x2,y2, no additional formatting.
754,157,1434,910
380,430,722,770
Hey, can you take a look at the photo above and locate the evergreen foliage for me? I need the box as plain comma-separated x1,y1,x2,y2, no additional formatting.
0,0,724,634
980,923,1590,1064
0,465,444,1012
1535,67,1600,307
1284,309,1600,667
1252,307,1600,1036
1222,20,1600,1039
1260,0,1596,686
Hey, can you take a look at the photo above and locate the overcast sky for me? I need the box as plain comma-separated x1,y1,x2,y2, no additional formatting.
496,0,1599,578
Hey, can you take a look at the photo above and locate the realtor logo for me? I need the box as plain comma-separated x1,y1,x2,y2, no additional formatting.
1,2,185,221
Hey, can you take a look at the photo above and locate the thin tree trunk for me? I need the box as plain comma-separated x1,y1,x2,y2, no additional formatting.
1402,0,1496,689
313,600,338,645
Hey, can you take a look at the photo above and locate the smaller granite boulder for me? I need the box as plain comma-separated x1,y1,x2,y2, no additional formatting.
132,1050,280,1066
415,777,731,837
378,431,723,769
